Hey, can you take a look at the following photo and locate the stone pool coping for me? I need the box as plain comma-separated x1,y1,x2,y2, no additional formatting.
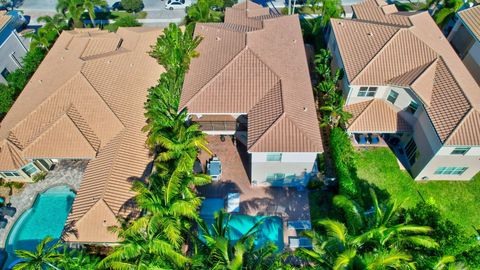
0,160,87,249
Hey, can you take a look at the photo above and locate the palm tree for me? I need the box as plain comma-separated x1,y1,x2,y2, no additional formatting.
432,0,465,28
1,180,24,196
83,0,107,28
186,0,224,25
320,97,352,128
13,236,63,270
57,0,85,28
38,14,69,35
57,248,100,270
194,211,280,270
24,27,56,51
297,190,439,268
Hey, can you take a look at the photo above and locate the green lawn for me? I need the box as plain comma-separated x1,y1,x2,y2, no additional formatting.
356,148,480,234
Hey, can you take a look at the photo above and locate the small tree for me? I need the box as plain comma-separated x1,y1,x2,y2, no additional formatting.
104,15,141,32
121,0,144,13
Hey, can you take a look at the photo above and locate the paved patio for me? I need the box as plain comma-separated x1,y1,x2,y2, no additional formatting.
197,136,311,249
0,160,88,248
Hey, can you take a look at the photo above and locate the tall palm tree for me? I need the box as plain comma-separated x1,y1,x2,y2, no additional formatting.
186,0,224,25
320,97,352,128
38,14,69,35
83,0,107,28
24,27,55,51
57,248,100,270
13,236,63,270
57,0,85,28
194,211,280,270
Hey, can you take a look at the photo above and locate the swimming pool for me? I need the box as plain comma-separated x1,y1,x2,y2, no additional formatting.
200,198,284,251
4,186,76,269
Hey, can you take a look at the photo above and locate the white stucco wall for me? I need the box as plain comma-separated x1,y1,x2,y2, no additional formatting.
0,31,28,83
250,152,317,186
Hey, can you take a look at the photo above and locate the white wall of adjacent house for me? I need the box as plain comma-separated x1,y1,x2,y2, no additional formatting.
413,146,480,181
463,41,480,84
250,152,317,187
0,31,28,84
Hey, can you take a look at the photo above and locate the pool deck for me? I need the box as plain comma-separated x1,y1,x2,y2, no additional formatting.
197,136,311,250
0,160,87,248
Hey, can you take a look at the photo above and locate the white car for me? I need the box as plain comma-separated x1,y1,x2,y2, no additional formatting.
165,0,190,10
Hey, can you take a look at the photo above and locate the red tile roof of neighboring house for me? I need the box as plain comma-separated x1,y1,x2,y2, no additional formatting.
458,5,480,42
181,1,323,153
332,0,480,145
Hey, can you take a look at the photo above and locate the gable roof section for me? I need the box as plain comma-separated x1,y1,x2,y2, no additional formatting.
181,2,323,153
345,99,411,132
332,0,480,145
458,5,480,42
0,141,27,171
445,109,480,146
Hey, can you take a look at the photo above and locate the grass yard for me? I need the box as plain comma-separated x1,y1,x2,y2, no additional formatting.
356,148,480,234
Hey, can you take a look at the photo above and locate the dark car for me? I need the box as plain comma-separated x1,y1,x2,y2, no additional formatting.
111,1,123,11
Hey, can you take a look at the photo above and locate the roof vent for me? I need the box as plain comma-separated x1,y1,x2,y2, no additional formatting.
130,63,134,67
303,107,308,112
38,80,43,84
60,56,64,61
292,39,297,44
367,32,373,36
107,60,112,64
216,36,221,41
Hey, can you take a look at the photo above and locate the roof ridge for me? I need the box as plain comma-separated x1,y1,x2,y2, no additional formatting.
78,72,126,128
444,108,474,145
66,106,101,152
74,198,116,228
350,28,403,84
348,99,375,127
100,131,126,200
22,113,97,156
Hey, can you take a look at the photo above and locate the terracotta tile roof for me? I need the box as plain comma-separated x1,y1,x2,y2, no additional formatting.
458,5,480,41
0,11,11,30
445,109,480,146
0,27,164,243
181,1,323,153
345,99,411,132
332,0,480,145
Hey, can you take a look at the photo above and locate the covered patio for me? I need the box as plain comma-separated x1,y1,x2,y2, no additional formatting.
197,136,311,249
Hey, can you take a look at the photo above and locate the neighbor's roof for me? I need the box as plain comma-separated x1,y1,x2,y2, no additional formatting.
0,11,11,31
180,1,323,153
0,28,164,243
345,99,411,133
458,5,480,42
331,0,480,146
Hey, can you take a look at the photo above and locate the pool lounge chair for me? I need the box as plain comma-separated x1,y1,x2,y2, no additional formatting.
287,220,312,231
0,218,7,229
226,193,240,213
0,206,16,217
289,236,312,249
370,134,380,144
357,134,367,144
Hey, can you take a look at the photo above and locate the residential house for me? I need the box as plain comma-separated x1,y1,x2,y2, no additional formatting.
181,1,323,187
0,10,28,84
327,0,480,180
448,5,480,84
0,28,164,243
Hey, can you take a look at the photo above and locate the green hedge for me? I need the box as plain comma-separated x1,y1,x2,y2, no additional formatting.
330,127,360,199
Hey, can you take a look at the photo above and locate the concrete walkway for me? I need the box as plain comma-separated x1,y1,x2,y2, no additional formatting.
0,160,88,248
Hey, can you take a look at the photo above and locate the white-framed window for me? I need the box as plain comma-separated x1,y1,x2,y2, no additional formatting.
357,86,378,97
434,167,468,175
21,163,39,177
266,173,286,181
1,171,21,178
387,90,399,104
450,147,470,155
406,101,418,114
266,153,282,162
1,68,10,80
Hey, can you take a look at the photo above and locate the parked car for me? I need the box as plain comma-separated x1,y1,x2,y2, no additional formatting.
165,0,190,10
111,1,123,11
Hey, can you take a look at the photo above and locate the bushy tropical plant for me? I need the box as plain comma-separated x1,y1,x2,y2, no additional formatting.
186,0,224,25
104,15,141,32
121,0,144,13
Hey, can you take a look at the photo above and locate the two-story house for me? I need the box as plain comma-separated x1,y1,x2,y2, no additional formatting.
448,5,480,85
0,10,29,84
327,0,480,180
181,1,323,186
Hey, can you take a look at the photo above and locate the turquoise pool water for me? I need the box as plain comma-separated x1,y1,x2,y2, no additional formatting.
200,198,284,250
4,186,76,269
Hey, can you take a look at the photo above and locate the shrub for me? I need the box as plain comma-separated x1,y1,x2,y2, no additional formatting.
104,15,142,32
32,171,48,183
330,127,359,199
121,0,144,12
0,84,14,114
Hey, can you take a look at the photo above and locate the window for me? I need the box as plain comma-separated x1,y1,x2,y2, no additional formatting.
450,147,470,155
358,87,377,97
434,167,468,175
1,68,10,80
21,163,39,177
406,101,418,114
387,90,399,104
266,153,282,162
405,138,417,166
1,171,20,177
